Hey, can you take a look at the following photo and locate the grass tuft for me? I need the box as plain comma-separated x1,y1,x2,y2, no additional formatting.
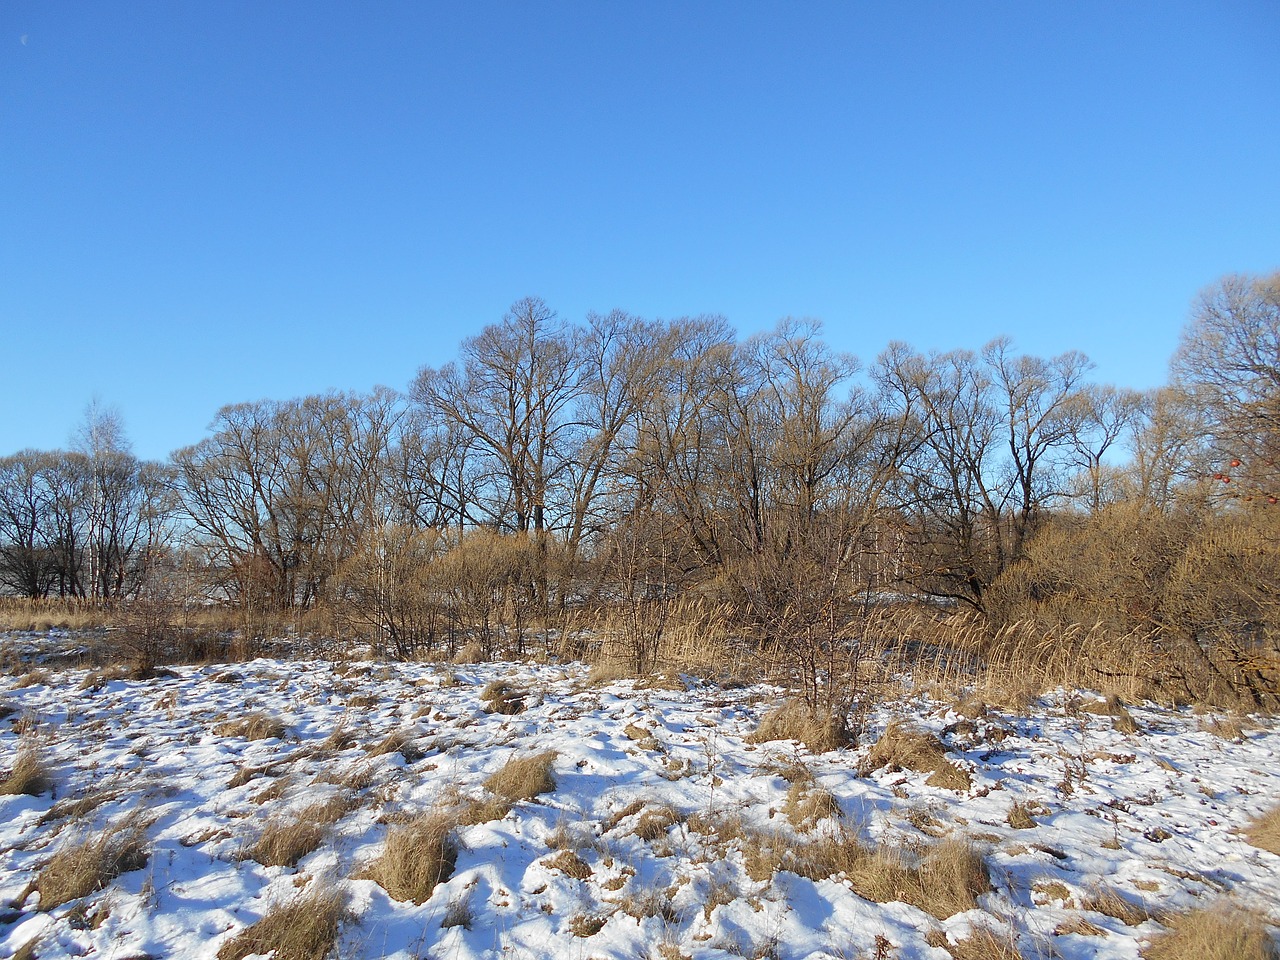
748,699,851,754
1142,903,1278,960
243,817,325,868
364,812,457,904
214,712,287,741
482,751,557,801
480,680,528,715
859,721,972,791
1243,804,1280,856
216,887,345,960
35,819,150,910
0,745,52,796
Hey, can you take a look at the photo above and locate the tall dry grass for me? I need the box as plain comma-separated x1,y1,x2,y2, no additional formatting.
217,887,345,960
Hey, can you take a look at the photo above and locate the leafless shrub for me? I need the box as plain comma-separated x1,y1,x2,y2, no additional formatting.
216,887,345,960
363,812,457,904
1142,902,1278,960
858,720,972,791
482,751,557,801
748,699,851,754
0,745,52,796
35,819,150,910
214,712,286,741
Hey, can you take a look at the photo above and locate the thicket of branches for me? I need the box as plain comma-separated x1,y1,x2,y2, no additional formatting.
2,273,1277,708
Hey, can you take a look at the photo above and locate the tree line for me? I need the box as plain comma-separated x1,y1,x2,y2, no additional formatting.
1,272,1276,693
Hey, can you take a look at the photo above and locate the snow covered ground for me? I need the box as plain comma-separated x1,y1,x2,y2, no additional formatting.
1,640,1278,959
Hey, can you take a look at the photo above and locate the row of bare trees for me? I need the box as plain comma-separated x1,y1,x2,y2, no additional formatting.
0,274,1275,688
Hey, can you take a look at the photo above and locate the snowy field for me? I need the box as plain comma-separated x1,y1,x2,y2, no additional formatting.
1,640,1278,959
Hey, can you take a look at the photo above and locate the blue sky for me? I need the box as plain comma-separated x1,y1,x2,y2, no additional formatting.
2,2,1277,462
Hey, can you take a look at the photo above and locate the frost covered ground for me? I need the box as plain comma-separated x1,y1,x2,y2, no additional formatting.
1,638,1278,959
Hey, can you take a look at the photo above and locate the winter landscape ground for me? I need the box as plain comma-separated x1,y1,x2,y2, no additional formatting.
1,633,1278,960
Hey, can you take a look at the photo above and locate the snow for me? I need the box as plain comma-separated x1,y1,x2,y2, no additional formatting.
1,644,1278,959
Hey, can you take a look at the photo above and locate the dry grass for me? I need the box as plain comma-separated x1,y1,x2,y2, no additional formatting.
631,804,683,842
216,887,345,960
1244,804,1280,856
0,598,111,633
457,795,513,825
214,712,287,741
367,728,426,763
858,721,972,791
0,745,52,796
748,699,851,754
783,783,842,830
482,750,557,801
947,924,1025,960
1082,887,1154,926
1142,903,1278,960
544,849,593,880
480,680,528,715
298,792,358,826
797,833,990,920
363,812,457,904
35,819,150,910
1007,801,1036,830
243,817,325,868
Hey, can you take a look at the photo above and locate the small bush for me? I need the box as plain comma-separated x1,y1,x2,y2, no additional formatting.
1142,903,1278,960
217,887,345,960
364,813,457,904
859,721,972,791
0,746,52,796
748,700,851,754
483,751,557,801
35,821,150,910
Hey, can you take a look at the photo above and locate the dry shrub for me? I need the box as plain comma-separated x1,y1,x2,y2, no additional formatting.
543,849,593,880
216,887,345,960
480,680,528,715
1082,887,1154,926
0,745,52,796
1244,804,1280,857
35,820,150,910
483,751,557,801
859,721,972,791
748,699,851,754
214,712,287,741
784,784,842,830
364,812,457,904
1142,903,1278,960
244,817,324,868
948,924,1025,960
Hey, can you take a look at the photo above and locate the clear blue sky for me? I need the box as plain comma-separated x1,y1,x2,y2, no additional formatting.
2,2,1277,462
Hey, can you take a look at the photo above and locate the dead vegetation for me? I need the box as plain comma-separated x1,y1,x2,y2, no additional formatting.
363,812,457,904
243,816,325,868
482,750,557,801
216,887,345,960
213,712,287,741
1142,902,1278,960
747,699,851,754
34,818,150,910
1243,804,1280,857
858,720,972,791
0,744,52,796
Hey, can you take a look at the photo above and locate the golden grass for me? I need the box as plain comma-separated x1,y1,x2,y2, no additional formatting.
35,820,149,910
747,699,851,754
947,924,1025,960
1007,801,1036,830
482,751,557,801
243,817,324,868
0,745,52,796
216,887,345,960
214,712,287,741
858,721,972,791
480,680,528,715
783,783,842,830
363,812,457,904
1244,804,1280,857
367,728,426,763
1082,887,1154,926
544,849,593,880
457,795,513,825
1142,903,1278,960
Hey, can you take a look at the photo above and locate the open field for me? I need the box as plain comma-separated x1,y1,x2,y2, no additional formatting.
1,634,1278,959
